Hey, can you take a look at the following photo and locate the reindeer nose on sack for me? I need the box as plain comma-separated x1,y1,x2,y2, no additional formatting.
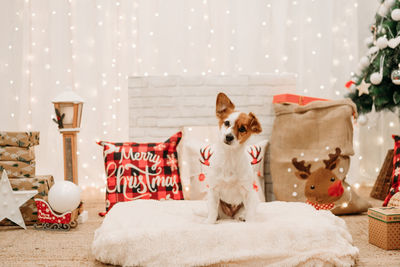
225,134,234,142
328,180,344,197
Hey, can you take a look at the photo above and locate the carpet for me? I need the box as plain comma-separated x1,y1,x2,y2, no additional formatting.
1,187,400,266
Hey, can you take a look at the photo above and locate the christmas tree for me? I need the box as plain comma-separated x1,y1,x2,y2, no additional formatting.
347,0,400,114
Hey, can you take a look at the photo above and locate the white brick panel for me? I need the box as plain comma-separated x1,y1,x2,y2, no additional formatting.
128,74,297,201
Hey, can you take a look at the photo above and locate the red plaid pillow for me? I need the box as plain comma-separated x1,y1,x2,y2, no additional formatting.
384,135,400,206
98,132,184,212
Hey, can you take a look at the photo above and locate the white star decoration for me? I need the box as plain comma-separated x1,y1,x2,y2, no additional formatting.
0,171,37,229
357,79,371,96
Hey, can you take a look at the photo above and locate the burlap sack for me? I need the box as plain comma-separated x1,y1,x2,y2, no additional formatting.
177,126,267,201
0,131,40,147
0,175,54,226
270,99,371,215
0,146,35,161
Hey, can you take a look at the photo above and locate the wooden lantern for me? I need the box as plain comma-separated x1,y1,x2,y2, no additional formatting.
52,90,84,185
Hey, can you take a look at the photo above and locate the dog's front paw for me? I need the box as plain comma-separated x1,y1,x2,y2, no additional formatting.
237,216,246,222
244,215,256,222
205,217,217,224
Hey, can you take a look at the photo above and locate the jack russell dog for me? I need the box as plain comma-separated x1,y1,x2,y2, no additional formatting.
206,92,262,223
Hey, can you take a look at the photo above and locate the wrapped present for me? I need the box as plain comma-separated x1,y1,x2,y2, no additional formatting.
0,131,40,147
368,207,400,250
0,146,35,162
273,94,328,105
0,160,35,178
0,175,54,226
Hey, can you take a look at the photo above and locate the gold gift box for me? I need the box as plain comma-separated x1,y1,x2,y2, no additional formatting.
0,160,35,178
368,207,400,250
0,131,39,147
0,146,35,162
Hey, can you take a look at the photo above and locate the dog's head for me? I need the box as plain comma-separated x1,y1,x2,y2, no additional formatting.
216,92,262,147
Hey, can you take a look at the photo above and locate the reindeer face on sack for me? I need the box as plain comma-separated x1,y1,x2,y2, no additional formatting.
291,148,344,205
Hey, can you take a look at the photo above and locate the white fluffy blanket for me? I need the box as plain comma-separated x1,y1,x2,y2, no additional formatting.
92,200,358,267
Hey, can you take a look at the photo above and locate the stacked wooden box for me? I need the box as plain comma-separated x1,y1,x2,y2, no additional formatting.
0,131,54,226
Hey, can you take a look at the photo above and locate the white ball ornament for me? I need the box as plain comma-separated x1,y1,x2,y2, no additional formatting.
357,63,364,72
358,115,368,126
359,56,370,68
378,4,389,16
377,36,388,49
48,181,81,213
367,46,379,55
364,36,374,46
370,72,383,85
388,36,400,48
355,67,363,76
384,0,396,8
391,9,400,21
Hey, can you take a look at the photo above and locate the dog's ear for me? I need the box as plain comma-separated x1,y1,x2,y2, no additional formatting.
248,112,262,134
216,93,235,119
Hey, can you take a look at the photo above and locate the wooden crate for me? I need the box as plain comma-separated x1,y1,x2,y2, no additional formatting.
370,149,394,200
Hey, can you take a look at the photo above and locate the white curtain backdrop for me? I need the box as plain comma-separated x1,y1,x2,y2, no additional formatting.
0,0,383,192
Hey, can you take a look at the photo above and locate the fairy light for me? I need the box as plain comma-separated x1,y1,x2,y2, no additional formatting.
2,0,365,191
377,136,384,145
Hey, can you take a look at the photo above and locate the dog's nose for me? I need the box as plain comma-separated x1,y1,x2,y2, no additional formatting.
225,134,234,142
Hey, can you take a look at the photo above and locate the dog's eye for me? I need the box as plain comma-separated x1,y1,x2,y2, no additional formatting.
238,126,246,133
330,177,335,182
224,121,230,127
310,185,315,190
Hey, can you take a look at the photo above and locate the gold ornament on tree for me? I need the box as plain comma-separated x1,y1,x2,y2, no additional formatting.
357,79,371,96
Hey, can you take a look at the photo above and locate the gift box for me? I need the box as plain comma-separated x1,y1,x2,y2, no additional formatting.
272,94,328,105
0,146,35,162
0,160,35,178
0,175,54,226
368,207,400,250
0,131,40,147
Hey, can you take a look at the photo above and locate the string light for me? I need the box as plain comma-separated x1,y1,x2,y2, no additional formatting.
2,0,368,189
